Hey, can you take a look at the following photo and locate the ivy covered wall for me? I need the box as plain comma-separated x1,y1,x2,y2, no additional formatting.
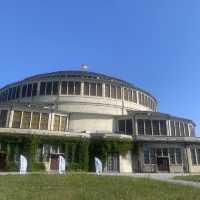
0,134,136,172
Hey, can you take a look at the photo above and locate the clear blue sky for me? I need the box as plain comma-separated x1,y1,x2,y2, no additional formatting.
0,0,199,135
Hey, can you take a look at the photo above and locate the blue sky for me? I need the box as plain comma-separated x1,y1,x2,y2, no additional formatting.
0,0,200,135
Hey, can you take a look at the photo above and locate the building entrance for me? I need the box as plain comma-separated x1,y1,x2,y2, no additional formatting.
157,157,169,172
107,153,119,172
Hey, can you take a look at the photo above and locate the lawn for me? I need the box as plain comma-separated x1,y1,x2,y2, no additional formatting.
174,175,200,183
0,174,200,200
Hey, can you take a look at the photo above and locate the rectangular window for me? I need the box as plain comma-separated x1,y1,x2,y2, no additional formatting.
16,86,21,98
105,84,110,98
90,83,96,96
191,149,197,165
144,148,150,164
40,113,49,130
97,83,102,97
137,119,144,135
139,93,142,104
145,96,148,106
170,121,176,136
53,115,60,131
111,85,116,99
169,148,175,164
126,119,133,135
176,148,182,164
36,144,43,162
21,112,31,129
46,82,52,95
8,88,12,100
141,94,145,105
32,83,38,96
156,148,162,157
124,88,128,101
12,111,22,128
68,81,74,95
160,120,167,135
84,82,89,96
180,122,185,137
60,116,67,132
145,120,152,135
117,87,121,99
22,85,27,97
175,121,180,136
118,120,125,133
128,89,133,101
43,144,50,162
31,112,40,129
189,125,195,137
162,148,168,157
152,120,160,135
40,82,46,95
61,81,68,95
52,81,59,95
75,82,81,95
0,110,8,127
27,84,32,97
12,87,16,99
133,90,137,103
197,149,200,165
151,148,156,164
184,123,189,137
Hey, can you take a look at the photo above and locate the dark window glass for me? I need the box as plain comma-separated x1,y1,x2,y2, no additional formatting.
90,83,96,96
8,88,12,100
40,82,46,95
191,149,197,165
61,81,68,94
126,119,133,135
184,123,189,137
11,87,16,99
46,82,52,95
180,122,185,137
27,84,32,97
145,96,148,106
124,88,128,101
117,87,121,99
156,148,162,157
137,119,144,135
152,120,159,135
145,120,152,135
32,83,38,96
197,149,200,165
75,82,81,95
97,83,102,97
139,93,142,104
128,89,133,101
133,90,137,103
68,81,74,95
105,84,110,98
160,120,167,135
163,148,168,157
111,85,116,99
0,110,8,127
16,86,21,98
118,120,125,133
84,82,89,96
170,121,176,136
144,148,150,164
142,94,145,105
176,148,182,164
175,121,180,136
169,149,175,164
151,148,156,164
52,81,59,95
22,85,27,97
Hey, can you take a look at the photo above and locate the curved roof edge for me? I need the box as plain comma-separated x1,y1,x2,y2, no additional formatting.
0,70,157,104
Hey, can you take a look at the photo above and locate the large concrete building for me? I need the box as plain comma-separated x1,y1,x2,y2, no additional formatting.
0,70,199,173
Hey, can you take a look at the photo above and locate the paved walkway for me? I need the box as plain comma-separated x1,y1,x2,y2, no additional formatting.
102,172,200,188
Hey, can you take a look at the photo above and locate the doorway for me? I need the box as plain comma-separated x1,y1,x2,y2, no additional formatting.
157,157,169,172
107,153,119,172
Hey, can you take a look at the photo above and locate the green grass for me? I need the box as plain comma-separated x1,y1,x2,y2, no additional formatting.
0,174,200,200
174,175,200,182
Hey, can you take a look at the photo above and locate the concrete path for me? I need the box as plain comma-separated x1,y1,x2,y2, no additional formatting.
102,172,200,188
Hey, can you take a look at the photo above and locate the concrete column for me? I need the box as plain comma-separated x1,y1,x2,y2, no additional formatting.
81,82,84,96
102,83,105,98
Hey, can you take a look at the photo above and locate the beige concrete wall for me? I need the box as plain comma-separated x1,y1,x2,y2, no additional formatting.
119,151,132,173
169,165,184,173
